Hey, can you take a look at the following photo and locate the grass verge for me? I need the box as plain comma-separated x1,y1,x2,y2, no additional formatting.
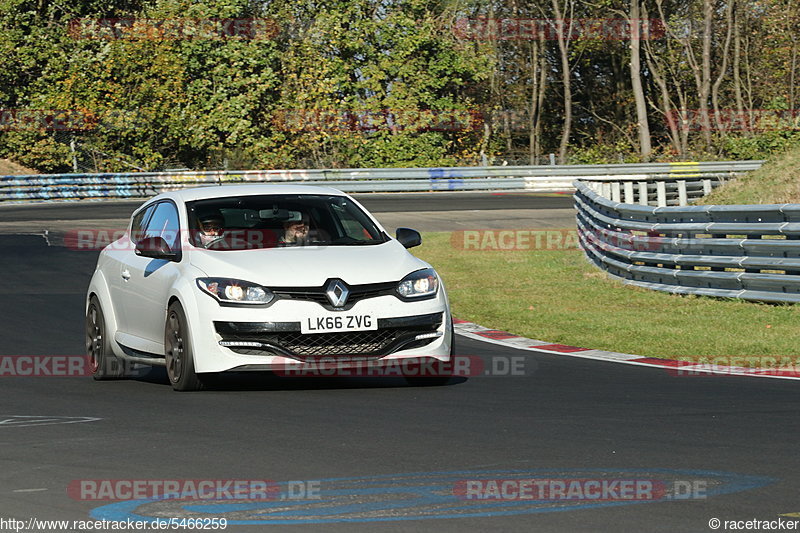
700,145,800,204
415,232,800,359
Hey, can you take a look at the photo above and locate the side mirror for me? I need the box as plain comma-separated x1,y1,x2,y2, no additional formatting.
135,236,179,261
396,228,422,249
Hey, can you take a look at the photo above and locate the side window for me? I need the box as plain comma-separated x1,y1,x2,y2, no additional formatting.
142,202,180,251
129,205,154,244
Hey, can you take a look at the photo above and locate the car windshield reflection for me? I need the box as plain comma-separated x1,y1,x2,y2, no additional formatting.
187,194,389,250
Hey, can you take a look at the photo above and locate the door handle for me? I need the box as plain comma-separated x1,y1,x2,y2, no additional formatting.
121,269,131,281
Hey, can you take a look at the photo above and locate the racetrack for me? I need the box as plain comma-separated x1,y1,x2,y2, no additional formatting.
0,192,577,236
0,194,798,532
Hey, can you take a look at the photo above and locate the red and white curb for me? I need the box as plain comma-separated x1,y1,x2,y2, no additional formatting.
454,318,800,381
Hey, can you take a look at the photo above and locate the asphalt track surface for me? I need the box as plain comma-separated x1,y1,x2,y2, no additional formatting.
0,192,574,222
0,195,798,532
0,191,578,237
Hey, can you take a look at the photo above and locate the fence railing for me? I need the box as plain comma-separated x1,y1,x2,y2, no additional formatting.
578,160,765,207
0,160,764,202
574,180,800,304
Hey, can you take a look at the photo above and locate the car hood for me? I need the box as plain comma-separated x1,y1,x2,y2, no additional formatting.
188,240,431,287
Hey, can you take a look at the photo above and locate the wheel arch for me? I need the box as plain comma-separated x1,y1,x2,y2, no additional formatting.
86,270,125,358
165,276,203,356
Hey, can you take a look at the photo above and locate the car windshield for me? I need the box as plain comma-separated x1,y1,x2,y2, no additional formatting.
186,194,388,250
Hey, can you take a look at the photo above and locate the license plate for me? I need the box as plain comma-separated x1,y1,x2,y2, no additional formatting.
301,314,377,334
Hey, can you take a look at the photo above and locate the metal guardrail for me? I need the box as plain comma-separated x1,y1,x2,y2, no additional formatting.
574,180,800,304
0,160,765,202
579,160,765,207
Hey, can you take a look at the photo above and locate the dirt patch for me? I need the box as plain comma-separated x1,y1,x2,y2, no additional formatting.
0,159,39,176
0,159,37,175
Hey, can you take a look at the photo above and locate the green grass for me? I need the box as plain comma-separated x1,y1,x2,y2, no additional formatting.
415,232,800,359
700,144,800,205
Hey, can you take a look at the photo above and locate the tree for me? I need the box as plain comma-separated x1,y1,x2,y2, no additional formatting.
551,0,573,164
629,0,651,160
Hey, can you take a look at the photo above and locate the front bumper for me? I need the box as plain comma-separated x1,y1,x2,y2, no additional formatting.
186,291,452,373
216,312,443,361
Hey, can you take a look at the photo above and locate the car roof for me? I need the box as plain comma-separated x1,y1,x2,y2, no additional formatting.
142,183,350,206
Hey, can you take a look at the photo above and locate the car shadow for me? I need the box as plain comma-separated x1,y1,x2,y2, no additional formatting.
133,366,467,391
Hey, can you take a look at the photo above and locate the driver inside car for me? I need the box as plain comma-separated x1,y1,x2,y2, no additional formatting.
196,211,226,249
279,211,311,245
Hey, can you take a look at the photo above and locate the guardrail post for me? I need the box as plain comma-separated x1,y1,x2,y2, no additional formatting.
656,181,667,207
611,182,622,202
677,180,688,206
623,181,635,203
601,182,611,199
638,181,648,206
702,178,712,196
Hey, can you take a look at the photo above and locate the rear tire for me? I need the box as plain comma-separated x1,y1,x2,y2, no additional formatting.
165,302,204,391
86,296,125,380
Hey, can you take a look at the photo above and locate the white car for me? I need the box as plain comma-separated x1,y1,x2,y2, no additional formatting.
85,185,454,391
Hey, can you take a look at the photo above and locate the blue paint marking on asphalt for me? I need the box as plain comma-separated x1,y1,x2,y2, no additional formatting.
89,468,774,525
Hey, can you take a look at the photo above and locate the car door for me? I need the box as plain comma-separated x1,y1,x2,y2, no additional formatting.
116,201,183,351
108,203,154,337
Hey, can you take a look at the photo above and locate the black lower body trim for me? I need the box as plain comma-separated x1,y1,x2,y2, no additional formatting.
214,313,444,360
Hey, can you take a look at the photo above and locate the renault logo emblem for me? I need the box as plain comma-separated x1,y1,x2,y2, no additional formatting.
325,279,349,307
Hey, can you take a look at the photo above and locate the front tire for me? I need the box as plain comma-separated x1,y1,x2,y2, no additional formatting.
164,302,204,391
86,296,124,380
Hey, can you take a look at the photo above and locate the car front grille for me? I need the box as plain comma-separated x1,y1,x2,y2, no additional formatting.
251,329,400,358
271,281,397,311
215,313,443,360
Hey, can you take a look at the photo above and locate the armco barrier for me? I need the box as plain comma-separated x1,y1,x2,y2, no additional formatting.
0,161,764,202
574,180,800,303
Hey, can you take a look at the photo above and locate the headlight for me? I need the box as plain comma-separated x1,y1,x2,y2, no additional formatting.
197,278,274,305
397,268,439,299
